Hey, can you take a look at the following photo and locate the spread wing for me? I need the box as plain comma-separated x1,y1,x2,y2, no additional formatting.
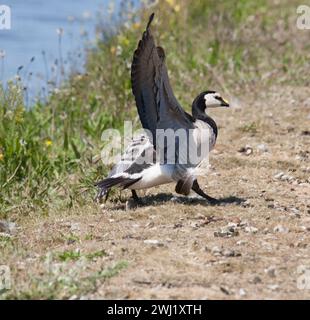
131,13,194,147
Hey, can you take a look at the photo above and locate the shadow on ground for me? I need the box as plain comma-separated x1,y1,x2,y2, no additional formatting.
109,193,246,210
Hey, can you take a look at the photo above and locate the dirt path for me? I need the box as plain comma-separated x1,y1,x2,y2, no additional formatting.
2,85,310,299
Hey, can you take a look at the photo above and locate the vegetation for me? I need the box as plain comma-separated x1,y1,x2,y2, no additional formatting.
0,0,307,218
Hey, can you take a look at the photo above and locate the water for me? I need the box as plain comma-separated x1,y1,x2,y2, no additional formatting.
0,0,130,104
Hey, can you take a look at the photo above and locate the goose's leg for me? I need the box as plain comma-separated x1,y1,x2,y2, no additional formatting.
192,180,219,204
131,190,143,205
104,189,110,202
94,188,110,203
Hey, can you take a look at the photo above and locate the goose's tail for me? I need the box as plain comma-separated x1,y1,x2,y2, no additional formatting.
94,176,141,201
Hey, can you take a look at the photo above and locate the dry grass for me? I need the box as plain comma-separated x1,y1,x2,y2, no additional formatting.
2,84,309,299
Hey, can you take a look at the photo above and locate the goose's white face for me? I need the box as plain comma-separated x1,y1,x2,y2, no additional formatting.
204,92,229,108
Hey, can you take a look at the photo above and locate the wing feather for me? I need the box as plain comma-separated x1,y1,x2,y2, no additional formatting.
131,13,194,145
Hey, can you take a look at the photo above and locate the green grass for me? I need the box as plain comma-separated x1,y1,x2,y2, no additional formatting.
58,250,81,262
0,0,307,218
86,250,108,261
0,234,14,249
57,249,108,262
4,260,128,299
239,122,258,135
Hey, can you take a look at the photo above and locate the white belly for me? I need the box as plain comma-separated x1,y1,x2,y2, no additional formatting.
128,164,174,190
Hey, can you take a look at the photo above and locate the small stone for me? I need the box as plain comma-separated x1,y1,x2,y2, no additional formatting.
227,222,238,228
239,288,246,297
0,220,16,235
265,266,277,278
211,246,241,258
214,228,239,238
257,144,268,152
244,226,258,234
296,241,307,248
236,240,247,245
245,148,253,155
173,221,183,229
262,228,270,234
222,249,241,257
253,276,262,284
241,200,252,208
143,239,163,247
239,220,249,227
190,222,200,229
290,207,299,214
280,174,294,182
194,214,205,219
274,172,284,179
273,225,289,233
145,221,155,228
238,145,253,155
211,246,222,256
268,284,279,291
204,216,223,224
220,286,230,295
70,223,80,232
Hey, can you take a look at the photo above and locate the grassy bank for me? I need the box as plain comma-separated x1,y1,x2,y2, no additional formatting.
0,0,308,218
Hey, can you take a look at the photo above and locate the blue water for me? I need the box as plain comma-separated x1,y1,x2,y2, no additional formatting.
0,0,136,104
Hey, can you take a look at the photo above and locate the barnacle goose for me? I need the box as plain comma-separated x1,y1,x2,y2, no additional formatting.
95,13,229,204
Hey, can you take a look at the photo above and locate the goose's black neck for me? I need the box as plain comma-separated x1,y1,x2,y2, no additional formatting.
192,93,218,139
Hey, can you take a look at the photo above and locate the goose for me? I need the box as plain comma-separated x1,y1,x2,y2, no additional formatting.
95,13,229,204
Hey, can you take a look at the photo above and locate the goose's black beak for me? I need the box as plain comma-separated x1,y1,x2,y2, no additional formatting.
219,97,230,107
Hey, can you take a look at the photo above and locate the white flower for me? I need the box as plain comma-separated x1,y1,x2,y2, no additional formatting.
19,139,27,147
116,45,123,56
0,49,6,59
56,28,64,36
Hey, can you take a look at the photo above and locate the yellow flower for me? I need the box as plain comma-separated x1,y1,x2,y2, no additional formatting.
45,139,53,147
0,153,4,161
165,0,174,5
165,0,180,12
14,106,25,124
118,35,130,47
110,46,116,55
132,22,141,30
